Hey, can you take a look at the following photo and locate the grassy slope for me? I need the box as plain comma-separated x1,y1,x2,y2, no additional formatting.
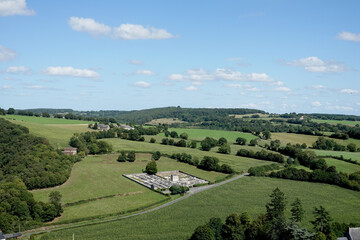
3,115,94,124
2,116,93,148
312,119,360,126
160,128,258,143
32,154,226,222
103,138,271,172
323,158,360,173
41,177,360,240
313,150,360,162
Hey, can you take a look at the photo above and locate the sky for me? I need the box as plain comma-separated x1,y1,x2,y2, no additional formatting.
0,0,359,114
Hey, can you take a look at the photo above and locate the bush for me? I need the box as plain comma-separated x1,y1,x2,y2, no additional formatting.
127,151,136,162
150,138,156,143
236,137,247,145
152,151,161,160
169,185,189,195
117,151,127,162
218,143,231,154
145,161,158,175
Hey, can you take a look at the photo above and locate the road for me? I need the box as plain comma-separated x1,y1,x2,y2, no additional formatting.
24,173,249,237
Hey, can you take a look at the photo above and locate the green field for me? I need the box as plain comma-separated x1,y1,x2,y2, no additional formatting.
3,115,94,124
103,138,271,172
312,119,360,126
313,150,360,162
159,128,258,143
323,158,360,173
32,153,226,223
39,177,360,240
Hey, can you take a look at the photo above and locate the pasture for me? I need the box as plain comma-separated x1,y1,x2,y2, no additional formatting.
323,157,360,174
38,177,360,240
313,150,360,162
32,153,226,223
312,119,360,126
146,118,186,125
159,128,257,143
3,114,94,125
103,138,271,172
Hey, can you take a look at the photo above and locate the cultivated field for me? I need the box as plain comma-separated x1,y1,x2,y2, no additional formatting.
38,176,360,240
32,153,226,223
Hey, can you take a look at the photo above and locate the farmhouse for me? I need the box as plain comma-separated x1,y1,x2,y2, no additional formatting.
0,230,22,239
120,125,134,131
98,124,110,131
62,147,77,155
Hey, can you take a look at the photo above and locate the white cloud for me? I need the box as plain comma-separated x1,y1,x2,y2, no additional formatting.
185,86,198,91
168,68,273,83
6,66,30,74
133,81,150,88
68,17,111,36
0,0,35,16
44,66,100,78
113,24,174,40
311,101,322,107
225,83,243,89
357,102,360,106
225,83,258,91
1,84,11,89
333,105,353,111
309,85,325,89
340,88,358,94
274,87,291,92
135,70,155,75
0,46,16,61
337,31,360,42
192,81,202,86
128,60,143,66
24,85,61,91
287,56,347,73
269,81,284,86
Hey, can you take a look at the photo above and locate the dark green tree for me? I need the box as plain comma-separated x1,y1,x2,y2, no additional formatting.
170,131,178,138
180,132,189,140
150,138,156,143
290,198,304,223
145,161,157,175
7,107,15,114
311,206,332,234
190,140,197,148
218,143,231,154
249,139,258,146
152,151,161,160
265,188,286,221
262,130,271,140
218,137,228,145
127,151,136,162
117,151,127,162
190,225,215,240
221,213,244,240
42,112,50,118
236,137,247,145
207,217,222,240
347,143,357,152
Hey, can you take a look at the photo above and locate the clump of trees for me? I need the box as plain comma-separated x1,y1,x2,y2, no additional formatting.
236,137,247,145
0,118,80,189
201,137,218,151
169,185,189,195
0,178,63,233
198,156,234,174
236,149,284,163
312,137,347,151
145,161,157,175
170,153,199,166
117,151,136,162
161,138,187,147
189,188,348,240
152,151,161,160
69,133,113,155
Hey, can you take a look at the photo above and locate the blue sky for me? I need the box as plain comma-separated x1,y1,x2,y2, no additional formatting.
0,0,359,114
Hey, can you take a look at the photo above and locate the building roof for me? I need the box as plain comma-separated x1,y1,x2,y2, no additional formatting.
349,227,360,240
0,230,22,239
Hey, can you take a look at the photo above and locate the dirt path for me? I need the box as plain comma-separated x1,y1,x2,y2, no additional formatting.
24,173,249,237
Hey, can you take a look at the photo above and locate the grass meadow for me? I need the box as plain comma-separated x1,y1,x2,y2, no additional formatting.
313,150,360,162
103,138,271,172
323,158,360,173
312,119,360,126
32,153,226,223
3,114,94,124
38,176,360,240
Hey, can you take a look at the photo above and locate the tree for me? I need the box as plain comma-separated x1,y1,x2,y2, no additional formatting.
199,156,220,171
290,198,304,223
169,185,189,195
127,151,136,162
218,143,231,154
347,143,357,152
190,225,215,240
49,191,63,216
180,132,188,140
220,164,234,174
249,139,258,146
262,130,271,140
152,151,161,160
7,108,15,114
170,131,178,138
150,138,156,143
236,137,247,145
218,137,228,146
265,188,286,221
221,213,244,240
201,140,212,151
145,161,157,175
207,218,222,240
190,140,197,148
42,112,50,118
117,151,127,162
93,122,98,130
313,231,327,240
0,108,6,115
311,206,332,234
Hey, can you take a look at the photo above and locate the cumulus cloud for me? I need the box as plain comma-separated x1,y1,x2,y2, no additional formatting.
0,0,35,16
133,81,150,88
287,56,347,73
274,87,291,92
357,102,360,106
128,60,143,66
309,85,325,89
185,86,198,91
337,31,360,42
1,84,11,89
6,66,30,74
44,66,100,78
24,85,61,91
113,24,174,40
311,101,322,107
340,88,358,94
225,83,259,91
135,70,155,75
0,46,16,61
168,68,273,83
68,17,111,35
